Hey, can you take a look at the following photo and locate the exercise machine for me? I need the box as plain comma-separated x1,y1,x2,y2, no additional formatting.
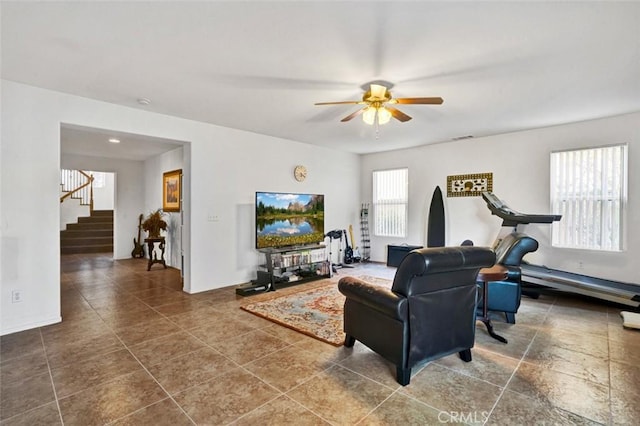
482,192,640,307
325,229,343,274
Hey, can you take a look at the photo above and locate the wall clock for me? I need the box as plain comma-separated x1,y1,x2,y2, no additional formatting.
294,165,307,182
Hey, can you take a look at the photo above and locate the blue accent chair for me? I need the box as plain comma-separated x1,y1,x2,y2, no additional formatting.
482,232,539,324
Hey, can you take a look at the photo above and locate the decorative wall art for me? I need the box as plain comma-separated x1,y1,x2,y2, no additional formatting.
447,172,493,197
162,169,182,212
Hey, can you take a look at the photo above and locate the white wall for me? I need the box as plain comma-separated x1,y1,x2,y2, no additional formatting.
144,147,184,269
61,154,145,260
59,197,90,231
1,80,359,335
93,172,115,210
361,112,640,284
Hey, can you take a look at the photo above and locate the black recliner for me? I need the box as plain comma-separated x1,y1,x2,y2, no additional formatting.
338,246,496,385
483,232,539,323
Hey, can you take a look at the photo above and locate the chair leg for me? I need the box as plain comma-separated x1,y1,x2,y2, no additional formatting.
505,312,516,324
396,366,411,386
344,334,356,347
459,349,472,362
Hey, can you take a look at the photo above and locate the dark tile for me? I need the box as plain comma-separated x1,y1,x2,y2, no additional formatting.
113,317,181,346
110,398,192,426
610,360,640,395
44,331,124,369
151,299,210,316
164,305,224,329
611,385,640,425
507,361,609,424
173,368,274,424
0,329,43,363
287,365,393,424
188,318,255,345
524,341,609,386
58,370,167,425
0,372,56,420
245,345,333,391
233,395,329,425
0,350,48,385
338,342,401,389
434,347,519,388
609,338,640,367
0,401,62,426
212,329,289,365
400,363,501,417
147,347,235,394
364,393,446,425
97,307,165,329
128,332,205,367
51,349,142,398
488,389,601,425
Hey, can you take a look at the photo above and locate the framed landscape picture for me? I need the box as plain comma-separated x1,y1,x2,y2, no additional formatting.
163,169,182,212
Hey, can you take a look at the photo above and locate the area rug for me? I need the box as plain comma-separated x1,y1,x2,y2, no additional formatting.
241,275,392,346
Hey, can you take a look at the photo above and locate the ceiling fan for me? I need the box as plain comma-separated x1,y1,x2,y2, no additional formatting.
315,83,443,125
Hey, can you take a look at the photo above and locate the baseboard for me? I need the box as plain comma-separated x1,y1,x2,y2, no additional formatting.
0,316,62,336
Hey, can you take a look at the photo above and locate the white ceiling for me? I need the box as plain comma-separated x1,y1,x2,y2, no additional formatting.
3,2,640,156
60,124,185,161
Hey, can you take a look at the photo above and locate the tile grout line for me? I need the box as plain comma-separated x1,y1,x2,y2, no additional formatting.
606,308,613,426
39,328,66,425
60,267,197,425
480,297,555,425
104,323,198,425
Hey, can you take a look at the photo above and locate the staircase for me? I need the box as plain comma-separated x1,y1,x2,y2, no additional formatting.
60,210,114,254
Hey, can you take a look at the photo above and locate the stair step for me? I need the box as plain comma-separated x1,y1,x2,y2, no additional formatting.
61,236,113,246
61,245,113,254
91,210,114,217
61,229,113,238
60,209,114,254
78,216,114,224
66,222,113,230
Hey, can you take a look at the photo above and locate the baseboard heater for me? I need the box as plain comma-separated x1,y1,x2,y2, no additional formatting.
521,263,640,308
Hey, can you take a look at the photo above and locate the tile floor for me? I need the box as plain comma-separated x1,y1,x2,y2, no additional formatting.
1,253,639,425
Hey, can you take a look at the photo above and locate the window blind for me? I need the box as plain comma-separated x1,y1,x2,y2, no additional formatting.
373,168,408,237
550,144,626,251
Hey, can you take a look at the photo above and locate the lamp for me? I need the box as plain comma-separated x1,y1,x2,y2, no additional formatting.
377,107,392,125
362,105,392,126
363,106,377,125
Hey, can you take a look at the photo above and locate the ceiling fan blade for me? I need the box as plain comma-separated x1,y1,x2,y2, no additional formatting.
392,97,444,105
340,107,367,122
386,106,412,122
315,100,362,105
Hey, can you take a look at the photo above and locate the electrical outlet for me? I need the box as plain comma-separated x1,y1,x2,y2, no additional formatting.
11,290,22,303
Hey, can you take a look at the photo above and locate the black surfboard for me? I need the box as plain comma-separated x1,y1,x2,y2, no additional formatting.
427,186,445,247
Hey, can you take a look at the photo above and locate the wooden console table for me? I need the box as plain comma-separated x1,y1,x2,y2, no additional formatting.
144,237,167,271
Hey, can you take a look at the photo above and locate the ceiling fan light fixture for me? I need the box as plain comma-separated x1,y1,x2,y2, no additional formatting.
370,84,388,100
377,107,392,125
362,106,377,125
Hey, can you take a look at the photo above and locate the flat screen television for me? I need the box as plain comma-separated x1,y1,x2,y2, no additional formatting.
255,191,325,249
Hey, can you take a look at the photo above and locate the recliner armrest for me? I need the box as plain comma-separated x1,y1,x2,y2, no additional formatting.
338,277,407,321
504,265,521,281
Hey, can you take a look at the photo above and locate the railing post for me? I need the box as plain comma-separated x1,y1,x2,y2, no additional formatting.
89,174,94,214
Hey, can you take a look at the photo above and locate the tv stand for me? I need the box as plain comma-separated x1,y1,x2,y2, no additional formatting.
235,245,330,296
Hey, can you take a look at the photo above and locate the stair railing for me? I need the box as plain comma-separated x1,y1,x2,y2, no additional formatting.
60,169,94,213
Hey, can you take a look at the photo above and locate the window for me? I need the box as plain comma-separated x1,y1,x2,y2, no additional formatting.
373,168,408,237
550,144,627,251
89,171,106,188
